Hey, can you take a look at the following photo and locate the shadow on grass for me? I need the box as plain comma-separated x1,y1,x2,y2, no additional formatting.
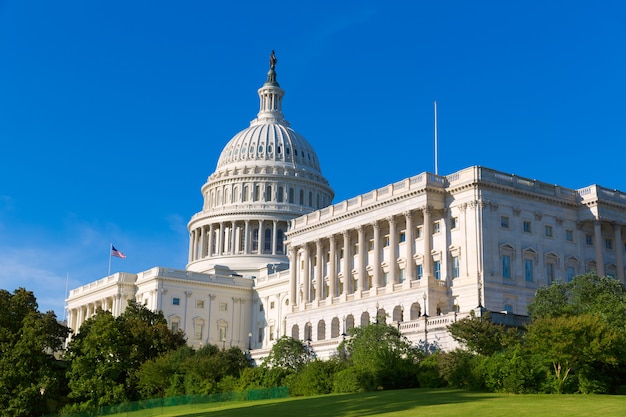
183,389,496,417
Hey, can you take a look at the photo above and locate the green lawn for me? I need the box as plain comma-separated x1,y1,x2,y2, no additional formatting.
116,388,626,417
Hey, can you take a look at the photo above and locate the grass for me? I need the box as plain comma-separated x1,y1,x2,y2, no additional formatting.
113,388,626,417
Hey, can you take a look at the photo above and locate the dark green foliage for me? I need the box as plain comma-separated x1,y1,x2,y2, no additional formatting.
288,359,344,396
479,345,546,393
447,310,519,356
263,336,309,372
338,322,420,391
436,350,484,390
0,288,70,417
64,301,186,411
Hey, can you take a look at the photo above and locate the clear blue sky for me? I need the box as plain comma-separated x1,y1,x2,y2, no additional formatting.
1,1,625,317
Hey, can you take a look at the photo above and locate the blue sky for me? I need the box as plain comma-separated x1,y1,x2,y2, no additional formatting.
1,1,625,317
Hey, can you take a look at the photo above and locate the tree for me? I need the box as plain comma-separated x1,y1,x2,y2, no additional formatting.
0,288,69,417
64,301,186,411
525,314,622,393
447,310,520,356
263,336,309,372
338,322,420,390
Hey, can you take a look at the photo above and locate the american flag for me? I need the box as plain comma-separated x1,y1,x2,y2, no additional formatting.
111,245,126,259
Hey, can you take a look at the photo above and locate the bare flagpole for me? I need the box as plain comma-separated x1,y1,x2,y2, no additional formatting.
434,100,439,176
108,243,112,277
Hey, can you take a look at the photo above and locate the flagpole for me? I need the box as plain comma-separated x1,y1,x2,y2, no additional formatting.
108,243,112,277
434,100,438,176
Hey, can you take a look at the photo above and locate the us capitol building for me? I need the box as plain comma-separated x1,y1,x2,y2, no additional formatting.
66,53,626,359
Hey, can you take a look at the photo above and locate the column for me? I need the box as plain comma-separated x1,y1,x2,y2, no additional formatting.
315,239,323,300
303,245,311,303
388,216,397,284
405,211,415,280
217,222,224,256
423,207,433,279
343,231,351,294
230,221,236,254
594,220,605,277
188,229,194,262
615,223,624,282
199,226,206,259
272,220,278,255
208,224,214,256
244,220,250,254
289,247,297,305
358,226,366,291
328,235,337,299
258,220,264,253
373,221,381,287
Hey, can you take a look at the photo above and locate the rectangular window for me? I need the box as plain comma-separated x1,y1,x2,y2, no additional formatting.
416,226,423,238
566,229,574,241
417,264,423,280
586,234,593,246
196,299,204,309
434,260,441,280
399,268,406,282
259,303,263,311
368,239,374,251
546,263,554,284
433,222,441,234
504,304,513,313
171,321,179,333
452,256,459,278
399,231,406,243
523,221,532,233
501,216,509,228
567,266,575,282
269,325,275,341
545,225,553,238
383,272,389,285
219,327,227,342
194,323,203,340
525,259,533,282
606,239,613,250
172,297,180,306
384,235,390,247
258,328,263,343
502,255,511,279
220,302,228,312
270,301,275,309
451,217,458,229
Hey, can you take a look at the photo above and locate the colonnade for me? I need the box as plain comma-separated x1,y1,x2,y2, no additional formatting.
66,294,125,333
592,219,625,281
189,219,288,262
289,207,444,306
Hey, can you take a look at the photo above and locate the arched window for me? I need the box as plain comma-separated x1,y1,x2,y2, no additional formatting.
277,229,284,253
243,185,249,202
289,188,295,204
277,186,284,203
299,189,304,205
266,185,272,202
252,229,259,252
317,320,326,340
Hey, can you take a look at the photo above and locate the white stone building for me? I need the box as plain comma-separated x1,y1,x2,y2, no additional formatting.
66,55,626,360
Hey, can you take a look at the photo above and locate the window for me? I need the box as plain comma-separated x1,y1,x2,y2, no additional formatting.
525,259,533,282
545,225,553,238
433,222,441,234
504,304,513,313
586,234,593,246
383,272,389,285
269,325,275,341
523,221,532,233
567,266,576,282
353,244,358,255
451,217,458,229
171,321,179,333
270,301,275,309
452,256,459,278
416,226,423,238
172,297,180,306
258,328,263,343
219,326,227,342
606,239,613,250
399,268,406,282
417,264,423,280
368,239,374,251
259,303,263,311
384,235,390,247
434,260,441,280
566,229,574,242
220,302,228,312
196,299,204,309
194,323,203,340
399,231,406,243
501,216,510,228
502,255,511,279
546,263,555,284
